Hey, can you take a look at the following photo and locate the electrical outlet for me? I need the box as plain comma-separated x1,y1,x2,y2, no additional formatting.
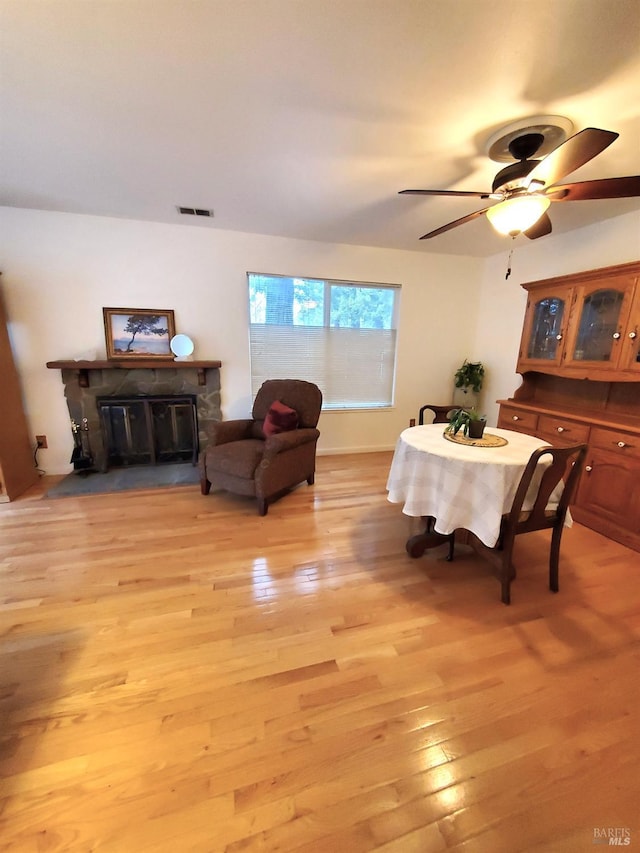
36,435,48,449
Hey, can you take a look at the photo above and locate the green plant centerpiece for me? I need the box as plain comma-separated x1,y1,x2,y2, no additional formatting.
446,407,487,439
454,359,485,393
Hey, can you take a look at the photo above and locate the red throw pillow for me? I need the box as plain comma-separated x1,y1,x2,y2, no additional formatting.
263,400,299,437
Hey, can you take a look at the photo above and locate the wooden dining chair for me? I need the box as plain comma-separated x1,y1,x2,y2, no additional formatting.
448,443,588,604
418,404,459,425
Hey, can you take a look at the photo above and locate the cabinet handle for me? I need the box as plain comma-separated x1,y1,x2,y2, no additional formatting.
612,331,621,340
557,426,565,433
556,334,563,341
629,329,638,340
512,415,520,421
616,441,628,448
585,465,592,472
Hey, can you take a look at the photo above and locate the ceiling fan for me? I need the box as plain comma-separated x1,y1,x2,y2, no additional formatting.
400,125,640,240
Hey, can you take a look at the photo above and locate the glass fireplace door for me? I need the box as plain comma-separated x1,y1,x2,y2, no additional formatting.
98,396,197,468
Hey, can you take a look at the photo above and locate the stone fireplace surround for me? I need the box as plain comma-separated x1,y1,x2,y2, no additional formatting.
46,360,221,473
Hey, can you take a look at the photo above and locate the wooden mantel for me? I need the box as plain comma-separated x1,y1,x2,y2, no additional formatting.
46,359,222,387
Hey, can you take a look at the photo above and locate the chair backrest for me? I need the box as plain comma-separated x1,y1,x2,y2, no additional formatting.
507,443,588,534
252,379,323,428
418,404,457,425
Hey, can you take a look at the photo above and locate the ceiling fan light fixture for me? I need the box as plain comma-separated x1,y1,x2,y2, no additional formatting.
486,194,550,236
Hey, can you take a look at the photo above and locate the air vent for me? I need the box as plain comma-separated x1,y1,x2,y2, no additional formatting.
177,206,214,217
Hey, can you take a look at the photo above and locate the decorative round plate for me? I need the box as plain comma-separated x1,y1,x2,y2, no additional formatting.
170,334,195,360
443,430,508,448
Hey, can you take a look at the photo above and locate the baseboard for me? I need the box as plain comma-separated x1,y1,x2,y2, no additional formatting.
317,445,395,456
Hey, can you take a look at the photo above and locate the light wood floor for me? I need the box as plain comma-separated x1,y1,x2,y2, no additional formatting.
1,452,638,852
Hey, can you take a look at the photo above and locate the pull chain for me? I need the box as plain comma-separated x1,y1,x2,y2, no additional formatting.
505,238,515,280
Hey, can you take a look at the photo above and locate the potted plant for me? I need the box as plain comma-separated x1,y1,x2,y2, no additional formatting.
446,407,486,439
454,359,485,394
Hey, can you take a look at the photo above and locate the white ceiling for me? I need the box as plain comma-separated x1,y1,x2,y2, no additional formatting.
1,0,639,258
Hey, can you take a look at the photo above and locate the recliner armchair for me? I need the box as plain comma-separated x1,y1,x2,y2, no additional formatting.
199,379,322,515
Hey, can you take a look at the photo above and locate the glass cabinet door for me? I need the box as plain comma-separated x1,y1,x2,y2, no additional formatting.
571,289,624,362
620,289,640,373
527,296,566,359
518,287,571,369
565,278,635,368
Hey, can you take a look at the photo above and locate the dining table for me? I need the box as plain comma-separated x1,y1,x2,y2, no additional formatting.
386,423,564,557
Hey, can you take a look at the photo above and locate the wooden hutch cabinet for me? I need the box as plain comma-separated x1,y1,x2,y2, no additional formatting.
498,260,640,553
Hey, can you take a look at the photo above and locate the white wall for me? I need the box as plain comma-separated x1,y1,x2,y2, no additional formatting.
473,210,640,427
1,207,482,473
3,206,637,475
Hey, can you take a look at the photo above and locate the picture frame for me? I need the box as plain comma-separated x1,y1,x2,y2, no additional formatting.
103,307,176,360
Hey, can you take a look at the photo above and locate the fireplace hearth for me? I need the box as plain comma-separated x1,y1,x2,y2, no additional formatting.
47,360,222,473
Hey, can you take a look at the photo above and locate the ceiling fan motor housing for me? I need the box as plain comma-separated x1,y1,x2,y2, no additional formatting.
492,159,538,193
491,133,545,193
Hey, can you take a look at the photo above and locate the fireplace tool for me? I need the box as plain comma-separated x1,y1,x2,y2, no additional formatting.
70,417,95,473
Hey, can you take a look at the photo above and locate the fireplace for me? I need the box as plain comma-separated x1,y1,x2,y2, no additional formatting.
98,395,198,468
47,359,221,473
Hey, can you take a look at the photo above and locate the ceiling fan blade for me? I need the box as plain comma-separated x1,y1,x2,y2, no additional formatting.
524,212,552,240
526,127,618,190
419,207,491,239
399,189,493,198
547,175,640,201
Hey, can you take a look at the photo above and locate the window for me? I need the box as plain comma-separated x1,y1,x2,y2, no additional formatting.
248,273,399,410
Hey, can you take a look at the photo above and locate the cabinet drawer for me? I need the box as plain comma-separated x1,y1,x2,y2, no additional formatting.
537,415,590,444
590,426,640,460
498,407,538,432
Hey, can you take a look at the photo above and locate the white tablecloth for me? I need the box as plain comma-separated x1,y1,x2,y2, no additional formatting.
386,425,563,547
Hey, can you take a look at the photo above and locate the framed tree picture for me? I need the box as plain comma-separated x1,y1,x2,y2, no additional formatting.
103,307,176,359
